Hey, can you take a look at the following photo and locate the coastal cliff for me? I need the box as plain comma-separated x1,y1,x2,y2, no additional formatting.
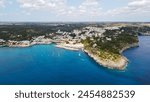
54,42,139,70
81,27,139,70
1,23,148,70
84,43,139,70
84,50,128,70
119,43,139,54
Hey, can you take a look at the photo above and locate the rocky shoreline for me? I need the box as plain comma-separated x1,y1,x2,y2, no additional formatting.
0,39,139,70
5,41,52,48
119,43,139,54
84,50,128,70
84,43,139,70
0,37,53,48
54,42,139,70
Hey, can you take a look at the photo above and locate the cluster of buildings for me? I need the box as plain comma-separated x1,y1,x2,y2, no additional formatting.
0,25,131,47
0,36,52,47
52,26,121,44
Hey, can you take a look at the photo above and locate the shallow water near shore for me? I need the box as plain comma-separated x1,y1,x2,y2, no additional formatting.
0,36,150,85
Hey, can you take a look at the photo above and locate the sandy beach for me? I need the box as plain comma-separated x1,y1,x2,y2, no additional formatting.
3,39,139,70
56,43,84,51
55,42,139,70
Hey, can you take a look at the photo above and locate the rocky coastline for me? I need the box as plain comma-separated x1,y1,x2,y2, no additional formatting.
52,41,139,70
84,43,139,70
84,50,128,70
119,43,139,54
0,36,53,48
0,38,139,70
1,40,139,70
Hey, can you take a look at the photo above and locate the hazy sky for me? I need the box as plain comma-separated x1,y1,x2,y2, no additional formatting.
0,0,150,22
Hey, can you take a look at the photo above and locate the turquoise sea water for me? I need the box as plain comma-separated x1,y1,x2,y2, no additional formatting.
0,36,150,85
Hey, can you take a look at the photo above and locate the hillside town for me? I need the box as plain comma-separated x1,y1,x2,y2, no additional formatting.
0,22,150,69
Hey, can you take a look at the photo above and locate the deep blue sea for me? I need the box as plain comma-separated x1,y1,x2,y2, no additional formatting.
0,36,150,85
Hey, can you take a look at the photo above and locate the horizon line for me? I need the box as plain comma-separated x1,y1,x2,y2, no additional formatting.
0,21,150,23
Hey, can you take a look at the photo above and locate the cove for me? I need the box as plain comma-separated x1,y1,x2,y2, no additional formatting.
0,36,150,85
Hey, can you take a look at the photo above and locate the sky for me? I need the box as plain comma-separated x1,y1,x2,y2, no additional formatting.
0,0,150,22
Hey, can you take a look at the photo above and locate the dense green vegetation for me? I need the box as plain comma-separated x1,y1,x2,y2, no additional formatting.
0,23,149,61
82,27,139,61
0,23,87,41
